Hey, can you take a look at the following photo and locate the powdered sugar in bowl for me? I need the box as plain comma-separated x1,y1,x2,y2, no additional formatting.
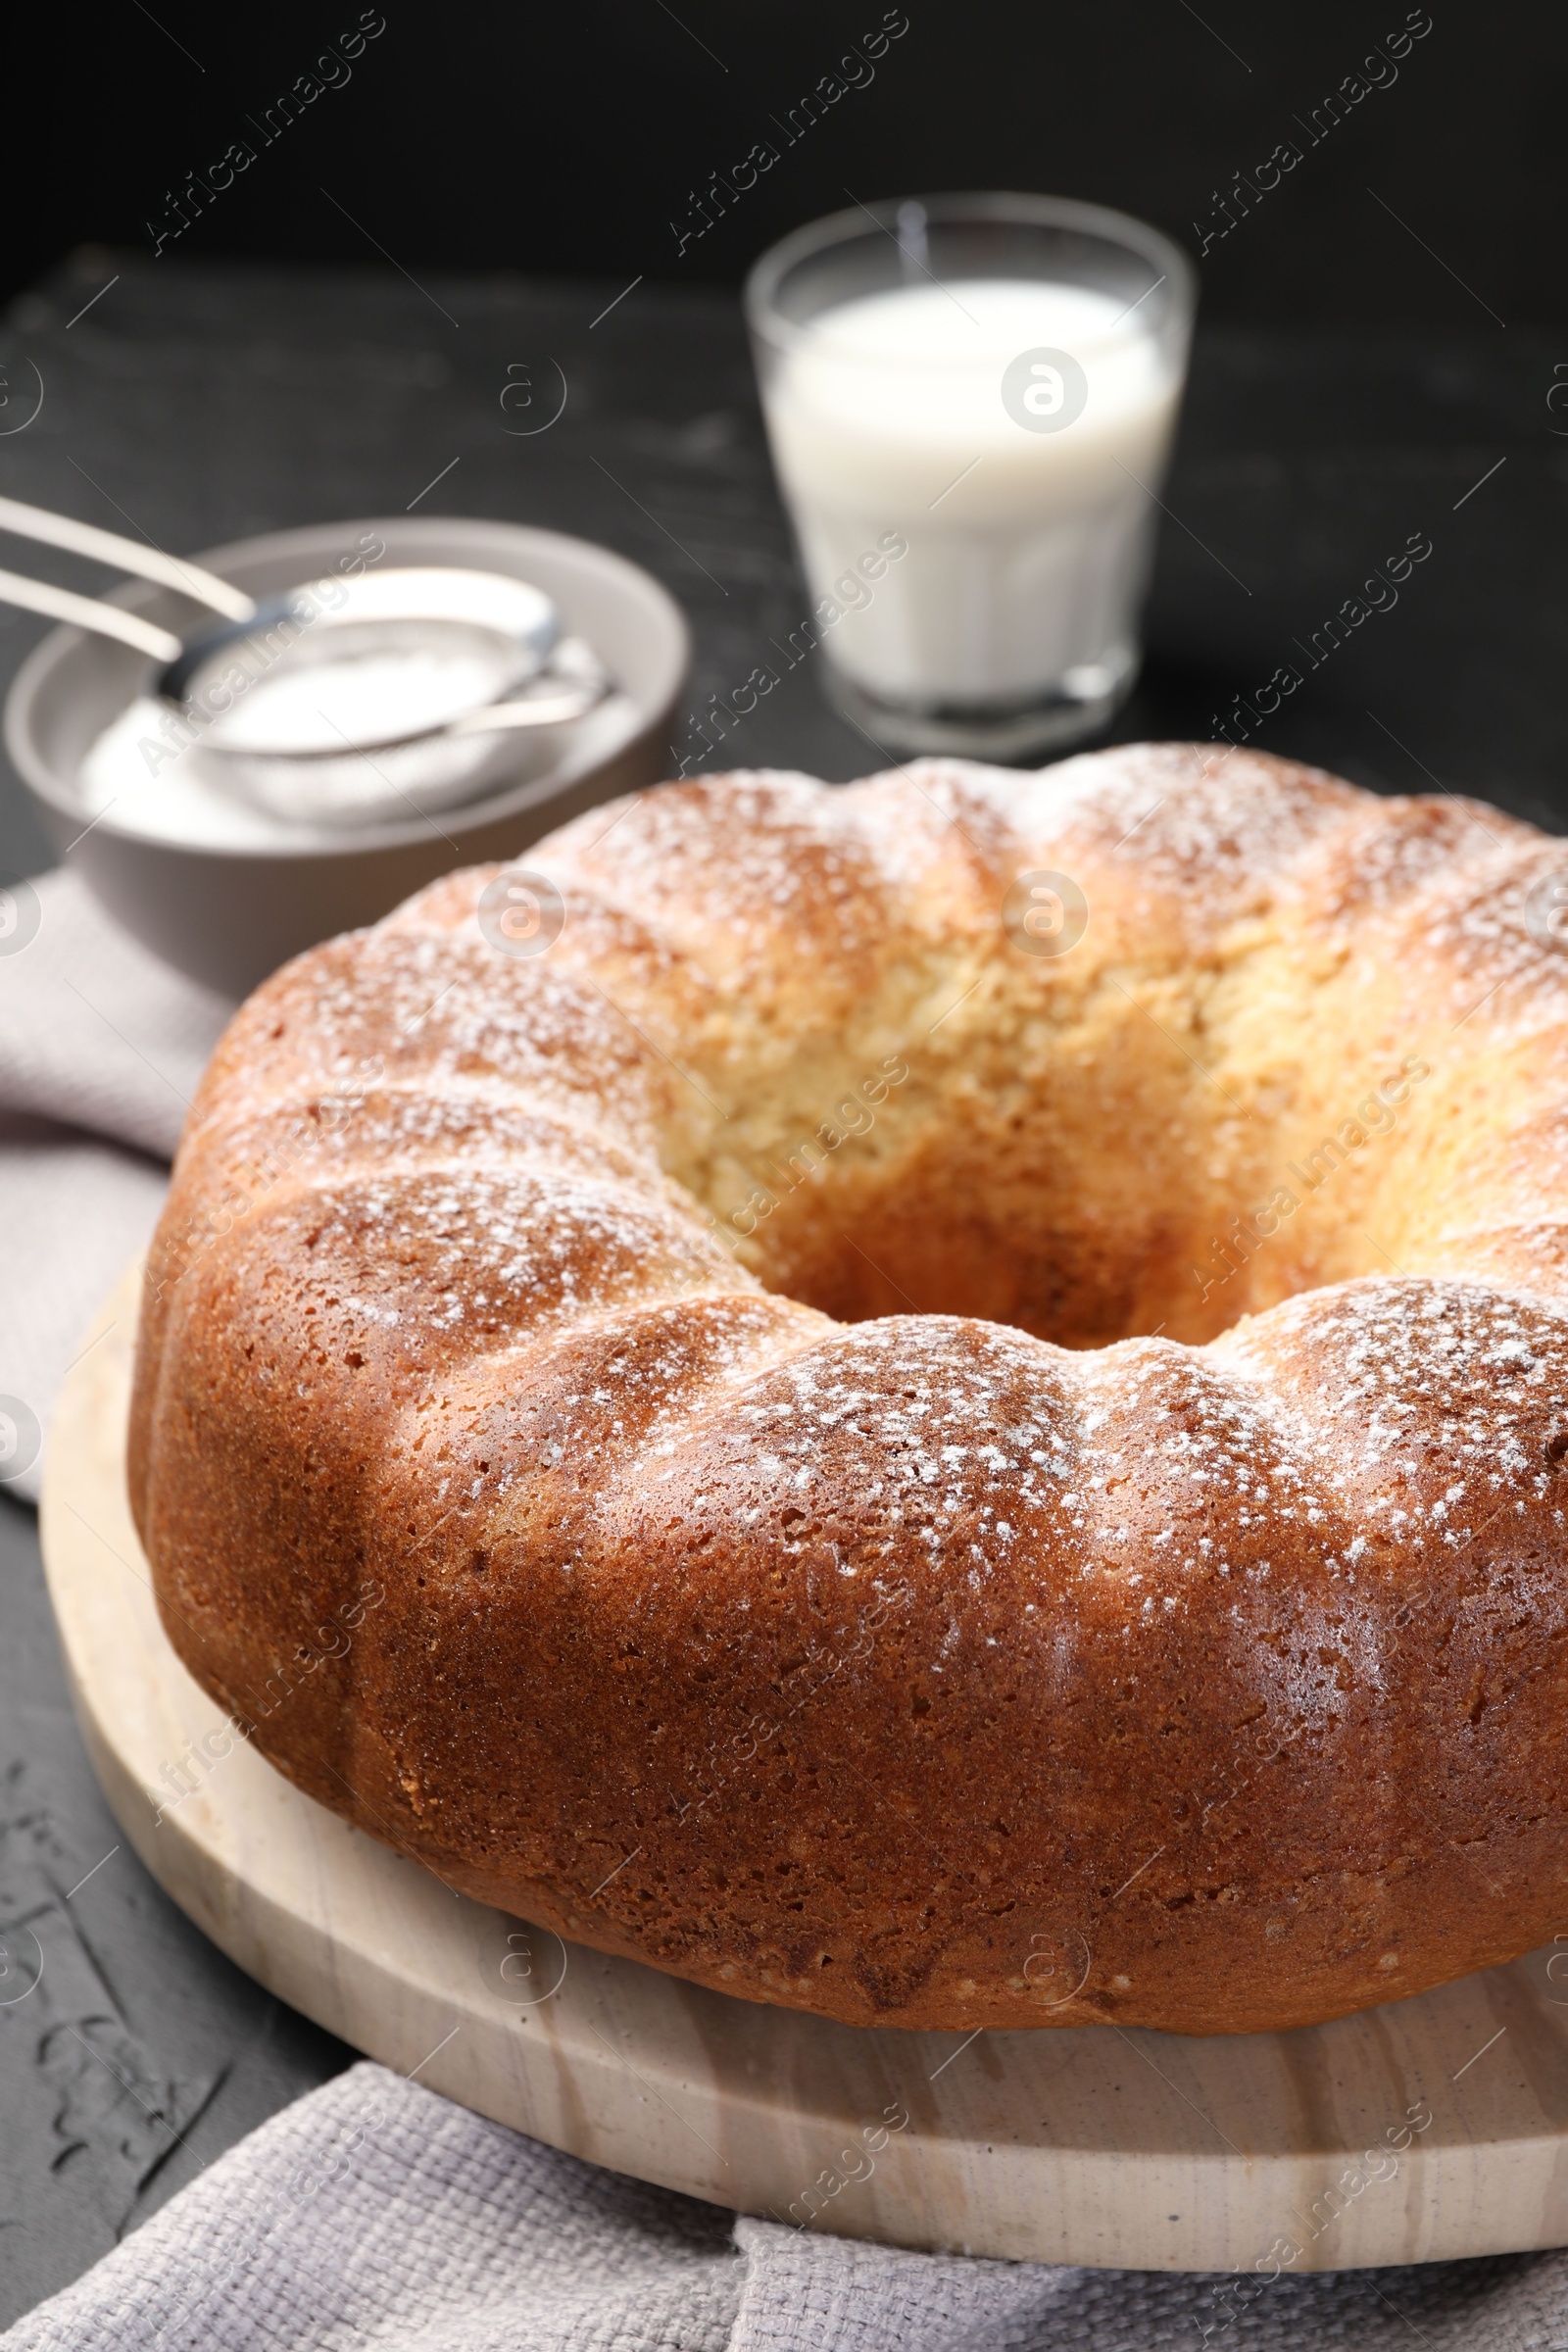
6,514,688,996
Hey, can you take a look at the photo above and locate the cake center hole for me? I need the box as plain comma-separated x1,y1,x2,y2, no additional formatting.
703,1045,1429,1349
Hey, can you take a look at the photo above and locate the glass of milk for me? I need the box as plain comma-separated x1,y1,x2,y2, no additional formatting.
746,193,1196,759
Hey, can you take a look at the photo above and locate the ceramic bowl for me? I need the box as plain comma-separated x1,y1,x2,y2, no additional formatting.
5,514,690,997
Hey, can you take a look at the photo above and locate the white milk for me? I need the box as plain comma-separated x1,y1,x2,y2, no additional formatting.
761,278,1182,708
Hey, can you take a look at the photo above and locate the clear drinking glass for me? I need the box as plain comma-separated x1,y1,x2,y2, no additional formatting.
746,192,1197,760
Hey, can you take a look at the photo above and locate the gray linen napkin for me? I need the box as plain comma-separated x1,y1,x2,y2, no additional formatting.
7,2061,1567,2352
0,868,232,1502
4,869,1565,2346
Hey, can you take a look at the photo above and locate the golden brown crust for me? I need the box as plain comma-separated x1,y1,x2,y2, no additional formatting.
130,745,1568,2033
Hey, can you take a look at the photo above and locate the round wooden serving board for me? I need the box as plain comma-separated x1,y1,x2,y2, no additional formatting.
39,1269,1568,2272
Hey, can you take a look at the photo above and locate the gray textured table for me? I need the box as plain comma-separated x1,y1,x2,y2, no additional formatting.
0,248,1563,2325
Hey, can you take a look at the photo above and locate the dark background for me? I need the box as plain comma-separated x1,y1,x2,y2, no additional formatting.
2,0,1563,326
1,0,1565,879
2,0,1566,2325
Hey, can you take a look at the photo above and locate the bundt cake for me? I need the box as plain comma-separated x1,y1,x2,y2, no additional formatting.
129,743,1568,2036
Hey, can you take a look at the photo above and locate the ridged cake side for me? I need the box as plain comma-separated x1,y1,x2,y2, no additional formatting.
129,746,1568,2034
